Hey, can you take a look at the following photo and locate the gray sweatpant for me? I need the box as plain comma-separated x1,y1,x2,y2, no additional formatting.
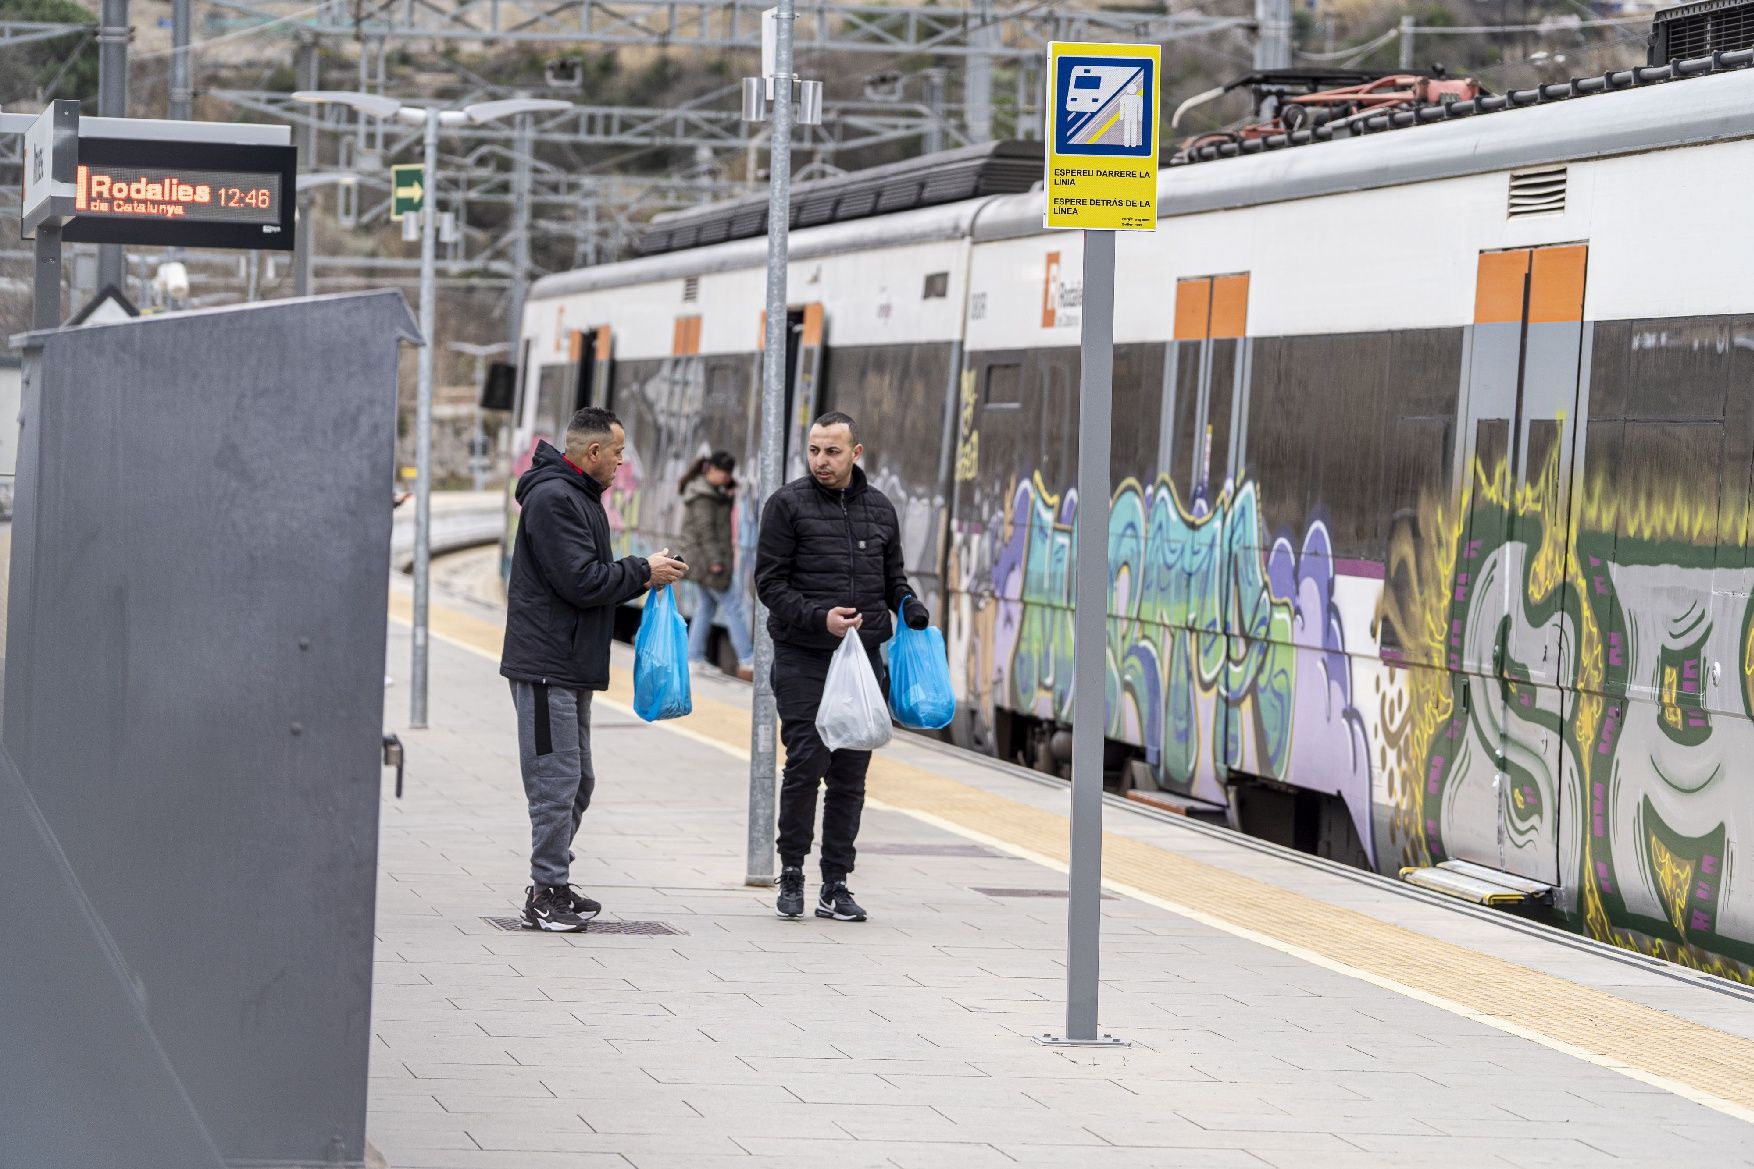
510,680,596,888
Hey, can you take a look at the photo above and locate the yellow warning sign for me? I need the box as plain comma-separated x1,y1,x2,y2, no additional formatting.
1044,41,1160,232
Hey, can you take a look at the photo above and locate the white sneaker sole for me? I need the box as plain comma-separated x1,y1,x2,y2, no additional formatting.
521,915,586,932
815,907,866,922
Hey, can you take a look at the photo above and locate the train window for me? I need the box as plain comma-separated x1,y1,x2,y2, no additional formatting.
702,356,753,458
1379,328,1463,604
1169,341,1201,500
983,362,1023,407
1379,414,1454,662
533,365,573,443
1033,350,1081,489
1251,333,1391,562
1474,419,1510,486
1620,321,1740,422
922,272,949,300
1585,315,1754,565
825,344,954,571
1206,340,1238,490
1386,329,1463,421
1240,337,1301,542
1111,343,1163,489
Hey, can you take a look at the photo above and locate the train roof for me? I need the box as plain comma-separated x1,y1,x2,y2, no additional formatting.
630,139,1043,257
528,54,1754,300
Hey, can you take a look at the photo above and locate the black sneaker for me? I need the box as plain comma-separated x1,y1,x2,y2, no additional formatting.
563,886,602,921
776,866,805,919
521,885,587,932
815,880,867,922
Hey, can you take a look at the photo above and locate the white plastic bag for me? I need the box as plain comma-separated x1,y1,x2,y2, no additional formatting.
815,632,893,752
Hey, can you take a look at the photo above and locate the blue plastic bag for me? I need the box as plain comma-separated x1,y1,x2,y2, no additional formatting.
888,597,955,730
632,585,693,721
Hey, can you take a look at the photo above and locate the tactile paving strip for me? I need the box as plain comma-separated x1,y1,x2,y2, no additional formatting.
480,917,685,936
971,887,1114,900
864,842,1001,857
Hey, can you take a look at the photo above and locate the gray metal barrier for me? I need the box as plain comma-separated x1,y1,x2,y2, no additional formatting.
2,292,417,1169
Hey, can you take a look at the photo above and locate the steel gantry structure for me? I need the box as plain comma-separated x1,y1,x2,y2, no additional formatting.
199,0,1246,56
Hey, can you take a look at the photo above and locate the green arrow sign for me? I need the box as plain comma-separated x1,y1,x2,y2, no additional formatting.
391,163,424,221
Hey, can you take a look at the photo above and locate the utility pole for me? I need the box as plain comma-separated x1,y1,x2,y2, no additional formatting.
295,41,320,297
964,0,996,142
411,106,440,729
749,0,794,888
506,112,534,356
170,0,192,121
1254,0,1292,70
97,0,129,293
925,69,946,155
740,2,823,887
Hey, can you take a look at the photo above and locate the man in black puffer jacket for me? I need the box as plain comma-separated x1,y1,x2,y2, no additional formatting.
755,411,929,923
501,407,687,933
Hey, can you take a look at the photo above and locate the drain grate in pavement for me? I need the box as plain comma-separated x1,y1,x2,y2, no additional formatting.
864,842,1001,858
480,917,686,935
970,887,1115,900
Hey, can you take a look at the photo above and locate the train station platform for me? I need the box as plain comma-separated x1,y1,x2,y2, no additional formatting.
371,569,1754,1169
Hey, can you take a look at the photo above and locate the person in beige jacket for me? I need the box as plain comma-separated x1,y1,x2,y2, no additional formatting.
679,451,754,680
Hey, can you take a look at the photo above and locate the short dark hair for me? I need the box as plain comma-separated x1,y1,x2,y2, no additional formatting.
566,407,620,443
810,411,858,443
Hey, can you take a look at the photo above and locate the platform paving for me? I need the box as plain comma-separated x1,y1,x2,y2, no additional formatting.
371,602,1754,1169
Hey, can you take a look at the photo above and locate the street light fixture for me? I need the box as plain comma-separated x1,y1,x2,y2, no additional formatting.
292,91,571,730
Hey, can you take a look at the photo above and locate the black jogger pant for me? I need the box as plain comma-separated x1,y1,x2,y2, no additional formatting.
772,639,888,883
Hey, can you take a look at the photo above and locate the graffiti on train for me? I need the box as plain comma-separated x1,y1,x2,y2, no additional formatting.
1377,435,1754,979
956,473,1370,821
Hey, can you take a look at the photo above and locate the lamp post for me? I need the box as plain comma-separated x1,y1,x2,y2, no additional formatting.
293,172,358,297
738,3,824,888
448,341,509,492
292,92,570,729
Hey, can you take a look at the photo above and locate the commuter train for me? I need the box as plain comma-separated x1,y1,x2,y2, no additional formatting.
511,56,1754,980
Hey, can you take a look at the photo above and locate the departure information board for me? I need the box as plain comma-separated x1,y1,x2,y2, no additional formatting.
61,138,297,250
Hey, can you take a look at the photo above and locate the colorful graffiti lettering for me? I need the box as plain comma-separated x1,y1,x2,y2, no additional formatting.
964,472,1370,839
1379,433,1754,980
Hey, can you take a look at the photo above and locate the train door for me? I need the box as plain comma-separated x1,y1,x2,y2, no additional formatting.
759,304,825,481
574,326,613,411
1165,275,1251,802
1446,245,1587,885
788,304,825,480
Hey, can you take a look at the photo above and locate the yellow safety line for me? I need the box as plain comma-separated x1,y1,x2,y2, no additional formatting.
390,589,1754,1122
1090,104,1124,143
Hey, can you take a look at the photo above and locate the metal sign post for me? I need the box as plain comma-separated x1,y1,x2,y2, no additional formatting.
739,4,823,887
21,102,79,332
1034,39,1161,1048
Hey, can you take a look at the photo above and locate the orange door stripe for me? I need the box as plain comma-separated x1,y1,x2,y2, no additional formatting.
1528,245,1588,324
1474,250,1531,324
1174,277,1212,341
1209,274,1250,339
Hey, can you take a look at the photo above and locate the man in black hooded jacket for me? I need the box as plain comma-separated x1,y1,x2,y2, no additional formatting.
501,407,686,932
755,411,929,922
